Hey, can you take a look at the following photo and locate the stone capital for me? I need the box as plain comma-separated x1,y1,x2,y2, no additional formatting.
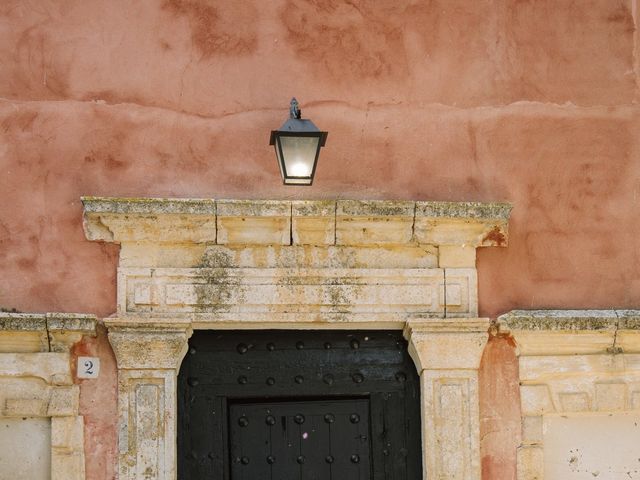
404,318,490,371
106,320,192,370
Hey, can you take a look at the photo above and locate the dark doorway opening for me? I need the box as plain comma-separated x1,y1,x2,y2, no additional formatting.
178,330,422,479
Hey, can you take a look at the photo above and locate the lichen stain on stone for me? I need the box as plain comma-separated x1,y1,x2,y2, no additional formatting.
194,265,244,313
482,226,506,247
162,0,258,58
200,248,234,268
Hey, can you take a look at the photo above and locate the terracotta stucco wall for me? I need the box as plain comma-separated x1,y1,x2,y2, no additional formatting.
1,1,639,479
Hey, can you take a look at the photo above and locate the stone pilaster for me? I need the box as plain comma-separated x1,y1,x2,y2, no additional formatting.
404,318,489,480
107,321,192,480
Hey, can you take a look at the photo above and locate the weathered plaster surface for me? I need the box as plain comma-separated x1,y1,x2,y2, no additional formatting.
1,2,640,480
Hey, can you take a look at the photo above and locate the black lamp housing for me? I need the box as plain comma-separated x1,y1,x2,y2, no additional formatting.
269,98,328,185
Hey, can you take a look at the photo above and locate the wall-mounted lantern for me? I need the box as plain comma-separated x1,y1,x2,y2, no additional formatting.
269,98,328,185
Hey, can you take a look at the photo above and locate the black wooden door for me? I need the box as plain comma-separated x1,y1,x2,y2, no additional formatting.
178,330,422,479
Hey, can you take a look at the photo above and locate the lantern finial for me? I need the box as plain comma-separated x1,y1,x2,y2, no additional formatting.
289,98,301,119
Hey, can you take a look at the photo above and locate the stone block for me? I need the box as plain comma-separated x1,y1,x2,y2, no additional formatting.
521,415,543,445
0,418,51,480
438,245,476,268
0,313,49,353
558,392,591,412
51,416,84,451
444,268,478,317
108,327,191,370
217,200,291,245
120,267,446,322
47,386,80,417
520,385,554,415
3,397,48,417
291,200,336,245
336,200,414,245
516,445,543,480
0,352,72,385
82,196,217,243
595,383,627,411
414,201,511,247
406,318,489,371
51,451,84,480
46,314,97,354
543,413,640,480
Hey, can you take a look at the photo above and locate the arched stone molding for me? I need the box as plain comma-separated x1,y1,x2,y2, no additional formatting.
499,310,640,480
83,197,511,480
0,313,97,480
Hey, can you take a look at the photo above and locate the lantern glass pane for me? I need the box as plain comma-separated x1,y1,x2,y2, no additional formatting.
280,136,320,179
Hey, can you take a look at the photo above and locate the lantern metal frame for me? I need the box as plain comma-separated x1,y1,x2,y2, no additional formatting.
269,98,328,186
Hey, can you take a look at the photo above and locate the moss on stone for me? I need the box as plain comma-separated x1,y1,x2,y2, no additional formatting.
82,196,216,215
337,200,415,217
499,309,619,331
416,201,512,220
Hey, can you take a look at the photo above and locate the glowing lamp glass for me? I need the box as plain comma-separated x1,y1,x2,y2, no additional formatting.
270,98,328,186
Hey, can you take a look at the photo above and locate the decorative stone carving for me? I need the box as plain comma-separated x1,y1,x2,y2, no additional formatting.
83,196,512,480
499,309,640,480
0,312,97,480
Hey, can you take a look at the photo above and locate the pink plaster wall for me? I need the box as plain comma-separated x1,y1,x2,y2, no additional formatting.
1,1,639,479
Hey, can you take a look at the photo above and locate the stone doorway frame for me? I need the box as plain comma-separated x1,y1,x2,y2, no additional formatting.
498,310,640,479
83,197,512,480
0,312,97,480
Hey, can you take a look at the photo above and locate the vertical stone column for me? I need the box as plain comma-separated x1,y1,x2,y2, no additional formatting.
107,322,192,480
405,318,489,480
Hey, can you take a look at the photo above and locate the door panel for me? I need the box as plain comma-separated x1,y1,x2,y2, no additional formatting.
178,330,421,479
229,399,370,480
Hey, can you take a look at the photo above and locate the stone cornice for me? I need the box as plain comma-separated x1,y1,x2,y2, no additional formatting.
498,309,640,356
0,312,97,353
82,197,512,247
